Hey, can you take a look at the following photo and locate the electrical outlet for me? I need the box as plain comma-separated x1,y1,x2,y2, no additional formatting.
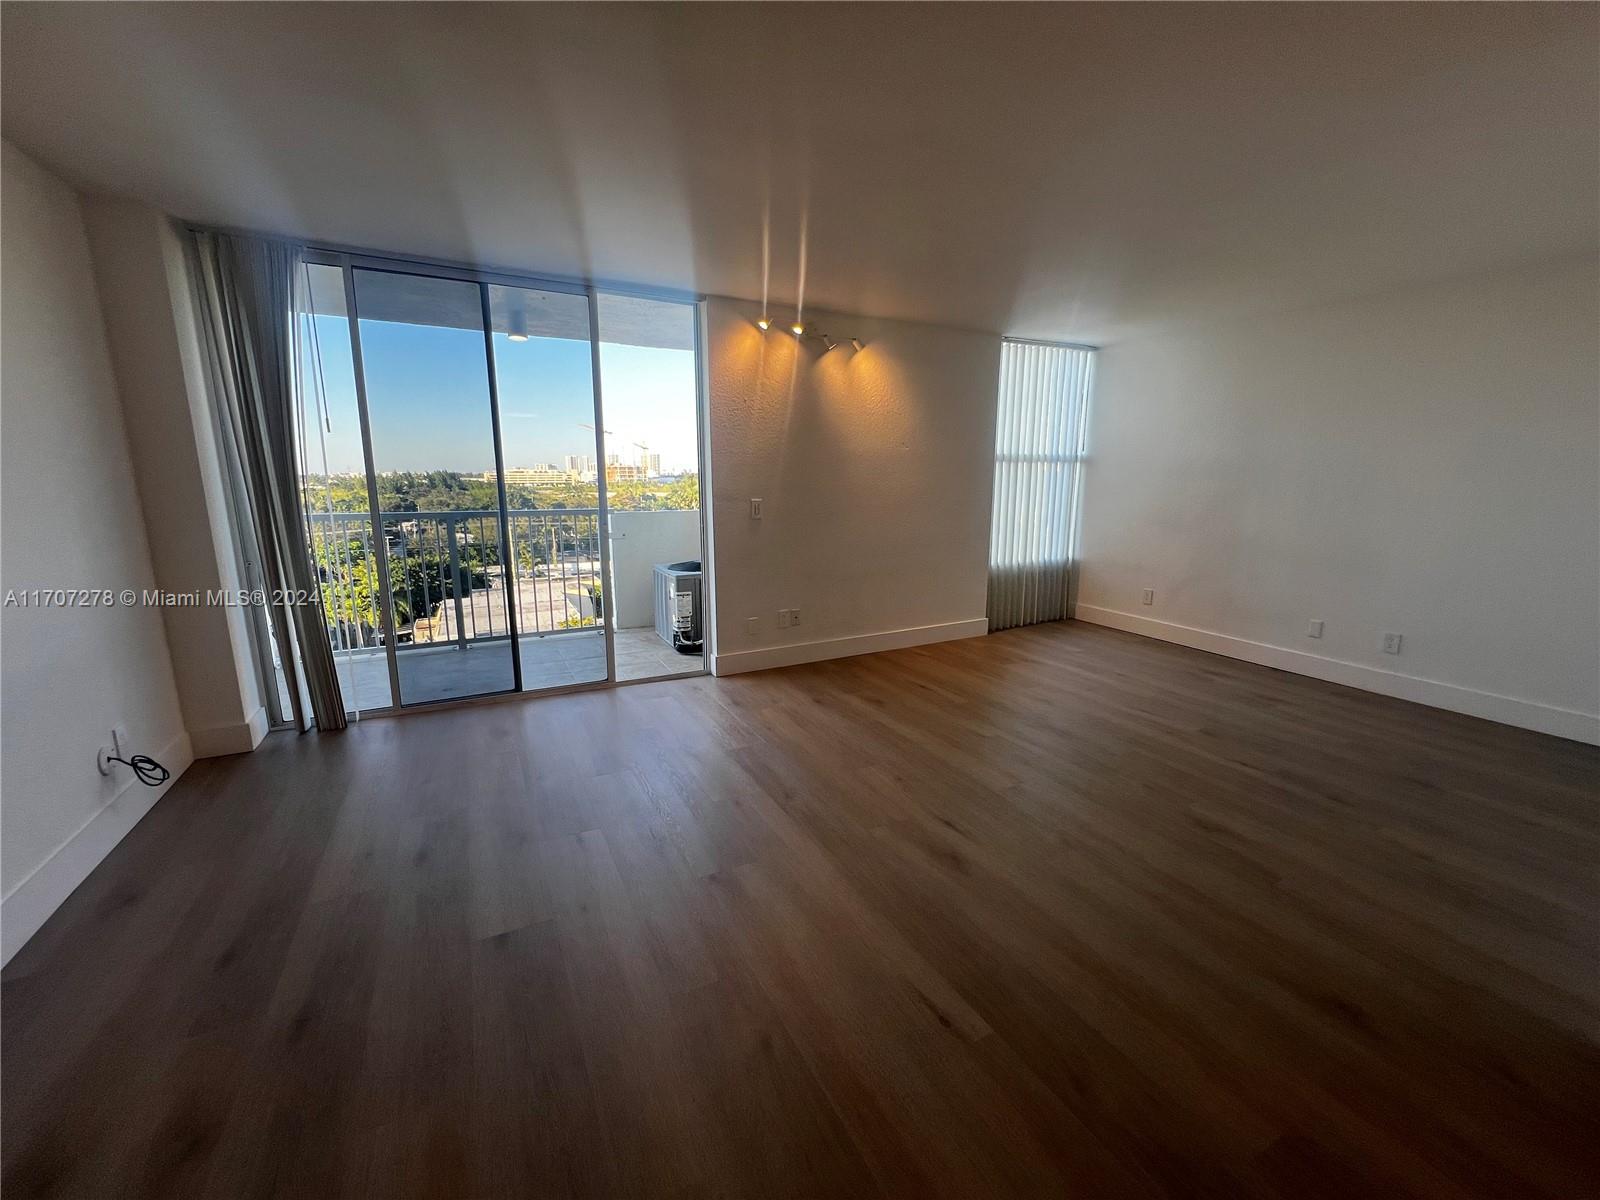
1307,619,1324,639
746,616,759,636
98,724,131,777
1382,632,1403,655
1141,588,1155,606
750,498,763,519
790,607,801,627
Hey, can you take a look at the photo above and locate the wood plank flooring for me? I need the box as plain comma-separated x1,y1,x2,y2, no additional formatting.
4,621,1597,1198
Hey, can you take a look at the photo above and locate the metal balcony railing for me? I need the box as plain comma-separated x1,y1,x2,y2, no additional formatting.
305,508,604,653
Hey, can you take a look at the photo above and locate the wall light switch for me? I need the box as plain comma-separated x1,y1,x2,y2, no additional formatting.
790,607,801,626
750,498,763,519
1141,588,1155,606
746,616,759,636
777,609,791,628
1382,632,1403,655
1307,619,1324,639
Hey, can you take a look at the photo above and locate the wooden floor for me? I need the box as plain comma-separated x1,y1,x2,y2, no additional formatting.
4,621,1597,1198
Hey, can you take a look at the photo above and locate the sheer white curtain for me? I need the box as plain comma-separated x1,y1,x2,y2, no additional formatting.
987,340,1095,631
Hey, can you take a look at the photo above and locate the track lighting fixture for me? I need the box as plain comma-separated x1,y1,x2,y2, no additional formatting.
752,313,863,353
508,311,529,342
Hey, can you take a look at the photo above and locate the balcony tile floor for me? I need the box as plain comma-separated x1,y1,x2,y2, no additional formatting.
285,628,701,715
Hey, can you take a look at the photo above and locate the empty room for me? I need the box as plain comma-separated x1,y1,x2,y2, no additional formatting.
1,3,1596,1197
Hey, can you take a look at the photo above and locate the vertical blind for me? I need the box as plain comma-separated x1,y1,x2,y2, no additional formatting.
987,339,1095,631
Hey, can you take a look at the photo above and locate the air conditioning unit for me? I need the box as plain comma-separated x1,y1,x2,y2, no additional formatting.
653,560,703,654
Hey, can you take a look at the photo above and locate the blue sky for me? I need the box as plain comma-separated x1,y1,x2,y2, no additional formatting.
300,317,698,477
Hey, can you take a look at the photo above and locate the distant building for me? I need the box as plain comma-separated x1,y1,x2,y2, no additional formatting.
486,465,572,487
639,451,661,478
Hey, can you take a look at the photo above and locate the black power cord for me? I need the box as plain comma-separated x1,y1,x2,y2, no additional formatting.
105,753,171,788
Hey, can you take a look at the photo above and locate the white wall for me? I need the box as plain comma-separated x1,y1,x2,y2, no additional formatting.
1,142,193,961
80,197,267,756
1077,255,1600,743
609,509,701,631
705,298,1000,674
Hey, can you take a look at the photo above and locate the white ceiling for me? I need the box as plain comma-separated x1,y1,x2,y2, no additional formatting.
2,3,1594,344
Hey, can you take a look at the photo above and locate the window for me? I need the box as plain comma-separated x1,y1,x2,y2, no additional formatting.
987,339,1094,631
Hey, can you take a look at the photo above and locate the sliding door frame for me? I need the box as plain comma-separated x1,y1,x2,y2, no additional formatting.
477,281,524,695
691,298,715,675
585,288,620,688
293,243,710,716
341,260,532,708
337,256,405,709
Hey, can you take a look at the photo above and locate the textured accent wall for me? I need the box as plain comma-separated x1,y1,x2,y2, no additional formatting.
704,299,1001,672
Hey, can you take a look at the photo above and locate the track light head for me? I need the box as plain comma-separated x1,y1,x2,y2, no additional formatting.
756,316,771,331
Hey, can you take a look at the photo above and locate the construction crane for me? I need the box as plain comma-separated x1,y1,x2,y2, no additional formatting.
634,441,660,478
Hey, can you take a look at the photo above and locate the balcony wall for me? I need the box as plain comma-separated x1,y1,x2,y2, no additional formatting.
609,509,702,630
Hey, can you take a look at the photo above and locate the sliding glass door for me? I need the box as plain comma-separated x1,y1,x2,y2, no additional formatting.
485,284,609,691
595,294,708,682
348,268,520,705
291,253,704,713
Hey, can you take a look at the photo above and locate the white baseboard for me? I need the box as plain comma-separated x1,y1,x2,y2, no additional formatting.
189,705,269,758
2,730,195,965
712,617,989,677
1074,606,1600,746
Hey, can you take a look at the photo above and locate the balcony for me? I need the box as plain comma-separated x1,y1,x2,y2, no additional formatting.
274,507,702,713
